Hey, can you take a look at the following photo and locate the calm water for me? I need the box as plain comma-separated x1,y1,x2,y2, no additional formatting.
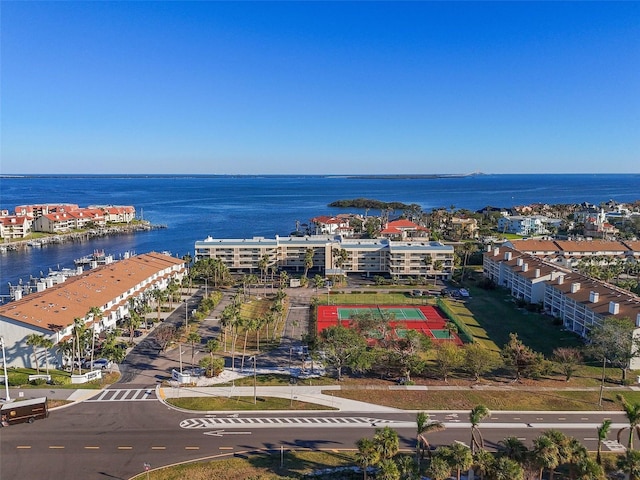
1,174,638,298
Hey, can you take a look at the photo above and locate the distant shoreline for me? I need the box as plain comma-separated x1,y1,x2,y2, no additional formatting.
1,222,166,252
344,172,483,180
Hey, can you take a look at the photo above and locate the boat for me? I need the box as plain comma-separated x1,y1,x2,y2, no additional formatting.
74,249,108,266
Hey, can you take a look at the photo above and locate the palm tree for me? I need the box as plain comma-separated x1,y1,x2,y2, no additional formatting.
425,454,451,480
432,260,444,285
373,426,399,460
187,331,201,367
40,337,54,374
241,317,257,371
574,456,605,480
542,429,570,480
86,306,102,370
72,318,87,374
166,278,180,309
618,450,640,480
473,448,495,480
279,270,289,289
490,457,524,480
26,334,42,374
443,442,473,480
376,458,400,480
498,436,528,464
596,419,612,465
415,411,445,464
355,438,380,480
422,254,433,283
470,405,490,454
460,241,478,282
55,340,74,371
395,455,417,480
205,338,219,366
303,248,314,278
531,434,560,480
617,394,640,450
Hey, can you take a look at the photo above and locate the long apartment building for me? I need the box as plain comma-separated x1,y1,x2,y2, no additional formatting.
0,252,185,368
194,234,454,280
484,245,640,369
505,239,640,268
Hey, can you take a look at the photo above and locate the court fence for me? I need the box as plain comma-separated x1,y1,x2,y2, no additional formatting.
436,297,474,344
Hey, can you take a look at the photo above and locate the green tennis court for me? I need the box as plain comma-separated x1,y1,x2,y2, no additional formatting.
431,329,455,339
337,306,426,321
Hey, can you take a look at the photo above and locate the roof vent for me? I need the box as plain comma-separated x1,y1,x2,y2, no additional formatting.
570,282,580,293
505,252,512,261
517,258,524,266
609,301,620,315
534,269,541,278
522,263,529,272
589,291,600,303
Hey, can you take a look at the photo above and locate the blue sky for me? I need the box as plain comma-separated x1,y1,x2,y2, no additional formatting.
1,1,638,174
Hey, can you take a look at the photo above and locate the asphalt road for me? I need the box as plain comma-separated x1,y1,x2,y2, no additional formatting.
0,399,631,480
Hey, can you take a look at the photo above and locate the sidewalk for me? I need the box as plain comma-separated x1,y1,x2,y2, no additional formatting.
158,383,402,412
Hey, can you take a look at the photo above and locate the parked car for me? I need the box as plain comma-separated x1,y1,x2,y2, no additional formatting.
93,358,113,370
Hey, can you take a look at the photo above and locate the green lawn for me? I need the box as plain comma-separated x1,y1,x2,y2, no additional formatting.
463,287,583,356
132,450,360,480
167,396,335,411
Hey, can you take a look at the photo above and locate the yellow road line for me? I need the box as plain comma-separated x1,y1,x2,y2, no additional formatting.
185,446,200,450
151,446,166,450
117,446,133,450
49,446,65,449
16,446,31,449
84,446,100,450
219,447,234,450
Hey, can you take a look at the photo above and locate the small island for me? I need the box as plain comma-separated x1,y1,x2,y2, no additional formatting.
328,198,411,210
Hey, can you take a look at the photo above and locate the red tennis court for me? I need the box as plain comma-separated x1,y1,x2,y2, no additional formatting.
317,305,463,346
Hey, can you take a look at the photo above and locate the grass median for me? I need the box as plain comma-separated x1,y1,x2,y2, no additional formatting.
132,450,360,480
325,388,640,411
167,396,336,411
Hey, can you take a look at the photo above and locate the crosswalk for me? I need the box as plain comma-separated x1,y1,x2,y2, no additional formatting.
180,416,397,429
86,388,157,402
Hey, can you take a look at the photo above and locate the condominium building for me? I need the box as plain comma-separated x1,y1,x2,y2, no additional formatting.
195,235,454,280
505,239,640,268
483,245,640,369
0,252,185,368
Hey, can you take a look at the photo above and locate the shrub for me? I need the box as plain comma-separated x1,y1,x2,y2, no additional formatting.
30,378,47,386
8,373,28,386
50,375,70,386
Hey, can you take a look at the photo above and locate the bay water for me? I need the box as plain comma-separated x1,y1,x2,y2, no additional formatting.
1,173,638,298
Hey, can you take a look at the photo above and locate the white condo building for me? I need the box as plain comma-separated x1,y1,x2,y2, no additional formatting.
195,234,454,280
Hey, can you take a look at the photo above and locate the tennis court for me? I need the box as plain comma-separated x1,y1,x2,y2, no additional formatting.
337,306,426,321
317,304,464,346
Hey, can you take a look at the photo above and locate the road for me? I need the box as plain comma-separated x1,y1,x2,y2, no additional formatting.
0,396,631,480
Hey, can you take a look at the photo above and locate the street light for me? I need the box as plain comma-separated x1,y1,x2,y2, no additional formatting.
599,355,609,407
248,355,257,404
179,343,186,374
0,336,10,401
